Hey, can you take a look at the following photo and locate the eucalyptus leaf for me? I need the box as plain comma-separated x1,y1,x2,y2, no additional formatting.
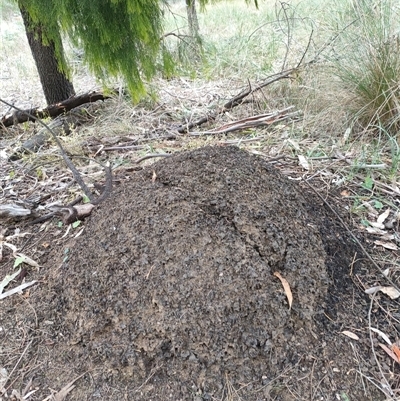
13,256,25,268
72,220,81,228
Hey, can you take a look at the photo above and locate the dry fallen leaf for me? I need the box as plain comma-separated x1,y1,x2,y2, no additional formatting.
0,280,37,301
370,327,392,346
341,330,359,340
378,286,400,300
392,344,400,363
366,226,390,236
365,286,381,295
273,272,293,310
377,208,390,225
342,127,351,144
298,155,309,170
368,221,385,230
374,240,398,251
15,253,40,268
287,138,301,151
378,343,400,364
21,377,34,399
340,190,350,197
365,286,400,300
0,268,21,294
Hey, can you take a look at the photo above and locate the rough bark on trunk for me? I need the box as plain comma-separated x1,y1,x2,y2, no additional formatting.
20,7,75,105
185,0,203,61
186,0,200,38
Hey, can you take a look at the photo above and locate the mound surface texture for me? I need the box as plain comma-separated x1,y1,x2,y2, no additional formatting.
39,146,381,400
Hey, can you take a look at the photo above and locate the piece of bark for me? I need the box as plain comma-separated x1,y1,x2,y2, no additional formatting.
51,203,96,225
0,203,33,219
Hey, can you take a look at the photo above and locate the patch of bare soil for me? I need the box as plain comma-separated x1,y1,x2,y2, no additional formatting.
1,146,389,400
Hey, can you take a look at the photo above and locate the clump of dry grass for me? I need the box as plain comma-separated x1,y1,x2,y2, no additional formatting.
327,0,400,136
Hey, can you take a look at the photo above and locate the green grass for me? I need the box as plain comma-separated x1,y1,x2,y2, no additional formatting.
326,0,400,135
163,1,286,79
0,0,18,20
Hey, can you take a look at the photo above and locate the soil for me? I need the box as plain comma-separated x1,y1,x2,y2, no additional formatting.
1,146,390,400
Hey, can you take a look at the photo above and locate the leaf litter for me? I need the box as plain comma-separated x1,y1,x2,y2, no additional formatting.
273,271,293,310
1,146,389,400
0,69,393,400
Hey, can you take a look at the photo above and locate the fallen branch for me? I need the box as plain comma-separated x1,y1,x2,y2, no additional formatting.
176,68,296,133
50,203,96,225
0,203,33,219
0,90,114,128
189,107,299,135
0,98,113,205
9,106,92,160
26,196,83,226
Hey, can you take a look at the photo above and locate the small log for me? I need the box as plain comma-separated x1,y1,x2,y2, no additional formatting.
1,91,113,128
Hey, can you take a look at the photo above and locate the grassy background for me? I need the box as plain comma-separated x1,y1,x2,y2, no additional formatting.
162,0,400,138
1,0,400,186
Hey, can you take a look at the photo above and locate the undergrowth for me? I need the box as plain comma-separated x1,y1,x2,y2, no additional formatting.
1,2,400,398
1,0,399,199
328,0,400,136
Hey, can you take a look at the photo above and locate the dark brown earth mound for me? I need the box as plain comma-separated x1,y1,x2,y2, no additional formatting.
5,146,384,400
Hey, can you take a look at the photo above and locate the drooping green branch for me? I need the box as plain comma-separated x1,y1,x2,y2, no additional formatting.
18,0,164,101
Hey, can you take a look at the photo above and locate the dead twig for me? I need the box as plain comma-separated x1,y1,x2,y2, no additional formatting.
189,107,299,136
3,340,33,392
135,153,172,163
176,69,296,133
133,365,161,393
27,197,83,226
98,144,147,152
276,1,293,71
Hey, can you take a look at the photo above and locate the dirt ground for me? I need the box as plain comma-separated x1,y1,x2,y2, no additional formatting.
2,145,398,400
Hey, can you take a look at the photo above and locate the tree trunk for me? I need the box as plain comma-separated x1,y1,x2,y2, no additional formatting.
185,0,203,61
19,6,75,105
186,0,200,38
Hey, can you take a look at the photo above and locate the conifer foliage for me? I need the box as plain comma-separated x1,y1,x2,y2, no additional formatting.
17,0,164,101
